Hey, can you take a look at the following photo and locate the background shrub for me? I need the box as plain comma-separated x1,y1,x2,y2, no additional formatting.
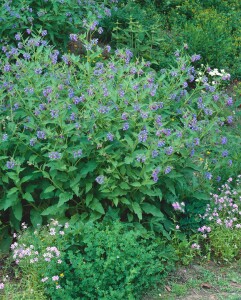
0,0,119,51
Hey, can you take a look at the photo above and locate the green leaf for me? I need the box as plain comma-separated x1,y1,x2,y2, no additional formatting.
124,135,134,149
124,157,133,164
193,192,210,201
132,202,142,220
44,185,56,194
57,192,73,207
142,180,156,186
113,198,119,206
20,175,34,184
7,187,18,195
80,161,97,177
165,179,176,195
41,204,68,216
12,202,22,221
2,192,18,210
23,192,34,203
120,197,130,205
120,182,130,190
85,182,92,193
141,203,164,218
130,182,141,187
140,187,162,199
30,209,42,228
68,166,78,172
86,193,93,206
89,198,105,214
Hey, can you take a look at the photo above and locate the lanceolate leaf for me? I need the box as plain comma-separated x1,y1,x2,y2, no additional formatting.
12,202,22,221
30,209,43,228
57,192,73,207
141,203,164,218
132,202,142,220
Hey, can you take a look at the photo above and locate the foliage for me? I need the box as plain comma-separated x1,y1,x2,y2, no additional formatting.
1,24,240,248
0,0,119,51
198,175,241,262
4,220,176,299
129,0,241,78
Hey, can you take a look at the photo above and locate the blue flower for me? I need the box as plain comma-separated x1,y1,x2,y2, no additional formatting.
70,34,78,41
37,131,46,139
152,150,159,158
96,175,105,184
30,138,37,146
107,133,114,141
152,168,160,182
221,137,227,144
6,160,15,169
138,130,148,143
222,150,228,157
73,150,82,159
165,146,173,155
2,134,8,141
49,152,61,160
205,172,212,180
123,122,129,131
164,166,172,174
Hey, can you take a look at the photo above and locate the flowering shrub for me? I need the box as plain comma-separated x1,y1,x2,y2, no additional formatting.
0,25,239,245
5,220,176,299
198,175,241,261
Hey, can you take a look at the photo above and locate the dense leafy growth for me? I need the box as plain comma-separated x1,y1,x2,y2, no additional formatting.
0,0,241,298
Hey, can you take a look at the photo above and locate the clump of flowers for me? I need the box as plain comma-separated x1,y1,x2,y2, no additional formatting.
198,175,241,261
10,219,67,292
172,202,185,213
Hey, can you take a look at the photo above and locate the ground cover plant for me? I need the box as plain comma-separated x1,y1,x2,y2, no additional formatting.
1,220,176,299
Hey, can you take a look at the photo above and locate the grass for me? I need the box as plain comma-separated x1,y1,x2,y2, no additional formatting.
143,260,241,300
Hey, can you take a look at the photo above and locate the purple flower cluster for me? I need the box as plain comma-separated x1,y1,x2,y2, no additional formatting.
136,154,146,163
152,167,160,182
73,149,82,159
6,160,15,169
138,129,148,143
191,54,201,62
200,176,241,236
49,152,61,160
37,131,46,139
172,202,185,212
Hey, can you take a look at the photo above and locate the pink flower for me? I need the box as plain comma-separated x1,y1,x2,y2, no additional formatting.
52,276,59,281
56,285,61,289
49,228,56,235
176,225,180,230
0,283,4,289
191,243,200,250
41,277,48,282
